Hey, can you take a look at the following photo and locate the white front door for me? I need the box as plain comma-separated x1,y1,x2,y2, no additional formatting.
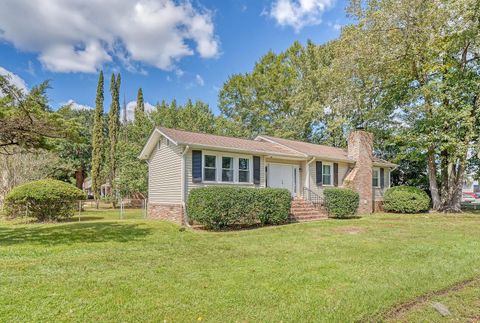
268,164,299,197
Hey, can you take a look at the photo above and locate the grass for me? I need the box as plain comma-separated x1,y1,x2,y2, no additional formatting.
1,209,480,322
388,278,480,322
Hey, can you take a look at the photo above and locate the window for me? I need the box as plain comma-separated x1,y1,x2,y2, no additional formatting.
204,155,217,181
323,164,332,185
239,158,249,183
222,157,234,182
372,168,380,187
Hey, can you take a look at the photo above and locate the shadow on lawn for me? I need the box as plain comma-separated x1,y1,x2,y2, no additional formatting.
0,222,152,246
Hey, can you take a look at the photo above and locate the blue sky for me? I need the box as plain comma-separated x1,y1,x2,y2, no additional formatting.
0,0,349,116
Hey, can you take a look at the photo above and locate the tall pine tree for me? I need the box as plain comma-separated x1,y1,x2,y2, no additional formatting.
108,73,121,196
135,87,145,121
91,71,104,202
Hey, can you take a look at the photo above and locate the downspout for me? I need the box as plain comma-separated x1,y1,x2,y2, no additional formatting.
181,145,191,228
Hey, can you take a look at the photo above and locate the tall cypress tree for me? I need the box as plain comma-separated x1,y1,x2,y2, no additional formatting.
91,71,104,202
135,87,145,121
108,73,121,195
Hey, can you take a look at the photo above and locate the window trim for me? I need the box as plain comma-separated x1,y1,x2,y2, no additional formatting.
221,156,235,183
200,151,253,184
238,157,250,183
202,154,217,182
322,162,333,186
372,167,380,188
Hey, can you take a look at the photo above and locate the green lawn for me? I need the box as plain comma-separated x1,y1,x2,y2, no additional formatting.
389,278,480,322
1,210,480,322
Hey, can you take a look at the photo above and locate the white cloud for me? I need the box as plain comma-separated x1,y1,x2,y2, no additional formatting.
327,21,342,31
0,66,28,93
123,100,155,121
268,0,335,32
0,0,220,73
195,74,205,86
64,99,93,110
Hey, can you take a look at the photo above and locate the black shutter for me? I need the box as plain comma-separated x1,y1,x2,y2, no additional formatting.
334,163,339,187
192,150,202,183
316,161,323,186
380,168,385,188
253,156,261,184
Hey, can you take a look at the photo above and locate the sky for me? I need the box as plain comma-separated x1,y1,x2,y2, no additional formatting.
0,0,349,117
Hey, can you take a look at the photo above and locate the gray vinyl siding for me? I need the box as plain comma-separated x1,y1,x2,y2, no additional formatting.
185,149,265,195
148,137,183,204
374,168,391,200
307,161,351,197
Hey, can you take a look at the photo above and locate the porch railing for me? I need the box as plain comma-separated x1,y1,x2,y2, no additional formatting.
303,187,324,208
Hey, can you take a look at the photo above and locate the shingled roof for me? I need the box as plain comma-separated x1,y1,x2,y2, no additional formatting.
255,135,351,162
139,127,396,167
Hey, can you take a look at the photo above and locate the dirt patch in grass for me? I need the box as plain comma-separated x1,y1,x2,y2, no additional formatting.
383,276,480,321
334,226,366,235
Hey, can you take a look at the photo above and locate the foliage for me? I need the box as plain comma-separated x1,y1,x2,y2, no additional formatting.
91,71,104,200
135,87,144,121
0,75,74,154
340,0,480,212
4,179,86,221
219,42,332,142
108,73,121,195
0,150,57,207
383,186,431,214
187,186,291,230
324,188,359,218
150,99,217,134
256,188,292,225
49,105,94,188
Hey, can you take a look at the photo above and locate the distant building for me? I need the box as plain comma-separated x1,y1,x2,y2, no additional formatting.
463,175,479,193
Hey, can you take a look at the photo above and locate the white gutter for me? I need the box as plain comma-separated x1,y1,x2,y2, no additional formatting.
181,145,191,228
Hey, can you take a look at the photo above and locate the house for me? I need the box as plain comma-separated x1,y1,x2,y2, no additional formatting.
463,175,479,194
139,127,397,224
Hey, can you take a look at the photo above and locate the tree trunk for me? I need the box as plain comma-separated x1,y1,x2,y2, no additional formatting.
427,146,441,210
439,159,464,213
75,167,84,190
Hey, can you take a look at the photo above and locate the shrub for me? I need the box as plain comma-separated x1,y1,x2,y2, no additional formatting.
4,179,86,221
383,186,430,213
324,187,359,218
256,188,292,225
187,186,291,230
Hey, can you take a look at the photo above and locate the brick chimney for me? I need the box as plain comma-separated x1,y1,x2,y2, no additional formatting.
344,129,374,214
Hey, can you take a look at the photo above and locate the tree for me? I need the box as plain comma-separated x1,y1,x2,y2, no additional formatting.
0,76,73,153
50,105,94,189
135,87,145,121
338,0,480,211
91,71,104,202
0,150,57,208
108,73,121,196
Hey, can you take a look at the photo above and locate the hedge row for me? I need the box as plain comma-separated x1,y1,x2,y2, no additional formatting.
383,185,430,213
324,187,359,218
4,179,86,221
187,186,291,230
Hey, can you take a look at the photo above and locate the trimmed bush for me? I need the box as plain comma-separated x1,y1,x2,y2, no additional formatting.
187,186,291,230
324,187,359,218
383,186,430,213
4,179,86,221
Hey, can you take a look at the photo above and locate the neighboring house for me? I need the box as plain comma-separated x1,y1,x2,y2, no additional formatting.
463,175,479,194
82,178,111,198
139,127,397,224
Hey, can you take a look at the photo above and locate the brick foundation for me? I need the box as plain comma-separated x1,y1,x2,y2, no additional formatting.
373,200,384,213
148,203,184,224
